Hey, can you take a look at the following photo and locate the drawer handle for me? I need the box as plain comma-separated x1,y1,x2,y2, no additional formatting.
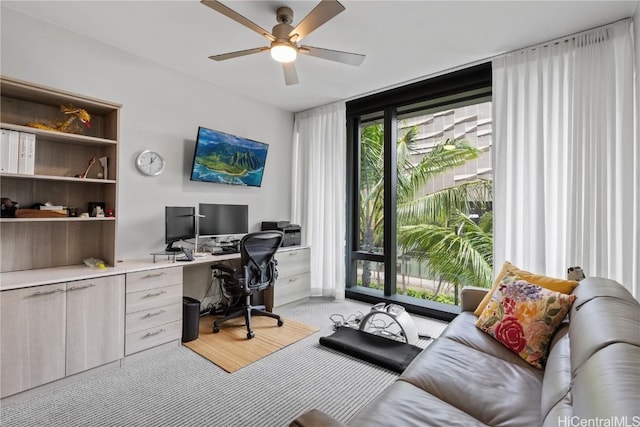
67,284,96,291
30,288,65,296
143,309,166,318
143,290,166,298
288,277,299,282
142,272,166,279
143,329,165,338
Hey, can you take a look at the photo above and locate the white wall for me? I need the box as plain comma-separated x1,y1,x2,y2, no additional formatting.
0,7,294,260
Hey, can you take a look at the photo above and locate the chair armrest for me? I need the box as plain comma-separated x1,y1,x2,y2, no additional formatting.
460,286,490,312
289,409,347,427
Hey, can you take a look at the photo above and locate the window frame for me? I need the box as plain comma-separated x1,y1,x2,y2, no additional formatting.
345,63,492,321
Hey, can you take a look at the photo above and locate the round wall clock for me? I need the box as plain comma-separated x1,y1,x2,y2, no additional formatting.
136,150,165,176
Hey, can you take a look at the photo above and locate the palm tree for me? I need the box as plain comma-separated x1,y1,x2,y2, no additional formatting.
398,211,493,292
358,122,493,294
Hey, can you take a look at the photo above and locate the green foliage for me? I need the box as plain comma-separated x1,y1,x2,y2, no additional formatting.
196,142,261,176
402,288,456,305
197,154,248,176
398,211,494,289
358,121,494,293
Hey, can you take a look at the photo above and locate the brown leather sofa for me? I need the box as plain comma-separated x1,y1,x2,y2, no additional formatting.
290,277,640,427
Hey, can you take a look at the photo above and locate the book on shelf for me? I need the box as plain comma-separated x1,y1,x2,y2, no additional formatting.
17,131,36,175
25,132,35,175
1,128,35,175
1,129,19,173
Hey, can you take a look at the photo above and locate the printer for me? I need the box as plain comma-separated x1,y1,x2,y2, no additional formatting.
261,221,301,247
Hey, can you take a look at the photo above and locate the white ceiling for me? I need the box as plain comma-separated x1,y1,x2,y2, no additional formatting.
3,1,637,112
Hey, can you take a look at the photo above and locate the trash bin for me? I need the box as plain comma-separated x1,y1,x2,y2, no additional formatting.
182,297,200,342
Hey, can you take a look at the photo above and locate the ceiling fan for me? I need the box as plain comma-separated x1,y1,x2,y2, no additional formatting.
201,0,365,85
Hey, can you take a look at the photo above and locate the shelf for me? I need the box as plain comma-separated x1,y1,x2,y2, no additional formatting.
1,75,120,273
0,76,121,114
0,172,116,184
0,122,117,147
0,217,116,223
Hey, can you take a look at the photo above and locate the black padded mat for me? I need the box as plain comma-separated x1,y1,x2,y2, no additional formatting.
319,327,423,373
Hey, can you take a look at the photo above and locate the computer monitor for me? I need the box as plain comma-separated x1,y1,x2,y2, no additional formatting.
165,206,195,252
198,203,248,239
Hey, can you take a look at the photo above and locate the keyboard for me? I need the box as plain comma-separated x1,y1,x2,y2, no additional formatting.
215,246,238,255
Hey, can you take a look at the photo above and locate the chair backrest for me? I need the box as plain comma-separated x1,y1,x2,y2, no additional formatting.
240,231,284,291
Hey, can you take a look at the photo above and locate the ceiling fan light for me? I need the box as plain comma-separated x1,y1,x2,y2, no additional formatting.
271,44,297,63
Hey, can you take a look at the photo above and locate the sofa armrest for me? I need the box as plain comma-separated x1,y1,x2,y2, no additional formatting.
460,286,489,312
289,409,348,427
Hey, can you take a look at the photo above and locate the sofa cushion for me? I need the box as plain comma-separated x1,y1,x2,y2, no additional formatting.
400,337,543,427
474,261,578,316
569,281,640,371
541,394,573,427
572,342,640,420
540,325,571,421
568,278,640,420
570,276,638,311
348,381,486,427
442,311,537,369
476,277,576,368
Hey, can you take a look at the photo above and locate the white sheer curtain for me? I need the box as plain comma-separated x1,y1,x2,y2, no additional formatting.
292,102,346,299
493,19,638,297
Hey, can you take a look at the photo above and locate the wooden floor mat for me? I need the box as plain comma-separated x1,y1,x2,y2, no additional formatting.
183,313,318,373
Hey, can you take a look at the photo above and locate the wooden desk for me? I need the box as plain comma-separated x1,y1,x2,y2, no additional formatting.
0,245,310,403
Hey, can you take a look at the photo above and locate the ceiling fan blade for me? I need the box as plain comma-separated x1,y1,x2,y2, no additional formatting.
288,0,345,42
208,47,269,61
299,45,365,66
283,62,299,86
201,0,276,42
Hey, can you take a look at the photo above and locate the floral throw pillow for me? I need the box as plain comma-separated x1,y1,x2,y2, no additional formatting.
475,275,576,369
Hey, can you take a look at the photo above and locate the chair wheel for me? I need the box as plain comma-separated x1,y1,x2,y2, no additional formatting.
247,331,255,339
213,326,220,333
277,319,284,327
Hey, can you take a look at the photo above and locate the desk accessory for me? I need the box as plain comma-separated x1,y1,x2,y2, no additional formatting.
88,202,106,217
177,248,195,262
98,156,108,179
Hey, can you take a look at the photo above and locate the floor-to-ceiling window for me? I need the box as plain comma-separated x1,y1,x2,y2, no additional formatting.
346,63,492,320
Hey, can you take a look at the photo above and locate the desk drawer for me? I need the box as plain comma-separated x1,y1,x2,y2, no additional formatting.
126,302,182,334
126,267,182,293
274,273,310,307
276,248,310,278
125,320,181,355
125,284,182,314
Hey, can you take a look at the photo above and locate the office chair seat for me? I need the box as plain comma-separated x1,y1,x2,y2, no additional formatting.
210,231,284,339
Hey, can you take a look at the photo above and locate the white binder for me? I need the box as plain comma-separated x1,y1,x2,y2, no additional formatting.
1,129,20,173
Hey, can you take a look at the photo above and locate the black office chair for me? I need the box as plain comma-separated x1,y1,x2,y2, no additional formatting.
211,231,284,339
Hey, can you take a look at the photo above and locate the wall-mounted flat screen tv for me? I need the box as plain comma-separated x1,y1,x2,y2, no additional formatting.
190,126,269,187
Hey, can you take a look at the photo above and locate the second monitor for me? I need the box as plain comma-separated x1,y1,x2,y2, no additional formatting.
198,203,248,238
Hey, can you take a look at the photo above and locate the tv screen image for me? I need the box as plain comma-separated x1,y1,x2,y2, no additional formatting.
191,126,268,187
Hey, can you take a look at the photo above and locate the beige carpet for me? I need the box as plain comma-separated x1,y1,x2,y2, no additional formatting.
183,314,319,373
